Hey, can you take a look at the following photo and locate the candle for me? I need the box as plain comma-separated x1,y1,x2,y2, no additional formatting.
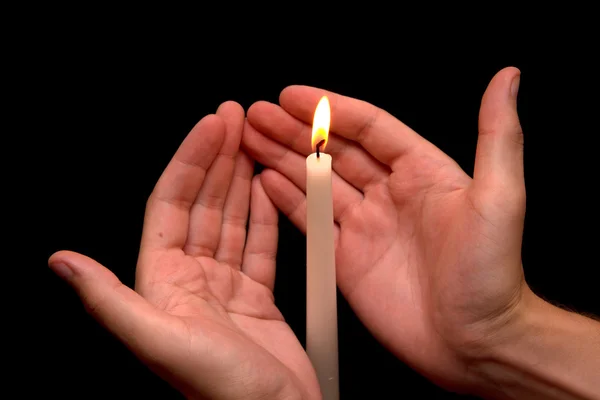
306,95,339,399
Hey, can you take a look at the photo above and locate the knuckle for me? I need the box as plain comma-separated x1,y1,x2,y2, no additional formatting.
475,178,526,219
477,126,499,137
511,127,524,147
493,182,526,216
479,124,524,148
355,106,380,142
82,292,106,317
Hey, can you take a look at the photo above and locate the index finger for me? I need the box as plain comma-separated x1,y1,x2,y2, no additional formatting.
279,85,430,169
141,114,225,250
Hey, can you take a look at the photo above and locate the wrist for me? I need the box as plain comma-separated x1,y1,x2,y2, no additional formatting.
466,290,600,399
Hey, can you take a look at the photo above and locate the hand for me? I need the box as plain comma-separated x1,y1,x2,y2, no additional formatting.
242,67,530,392
49,102,320,400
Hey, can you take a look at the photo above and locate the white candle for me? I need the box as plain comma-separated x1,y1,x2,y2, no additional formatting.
306,96,339,399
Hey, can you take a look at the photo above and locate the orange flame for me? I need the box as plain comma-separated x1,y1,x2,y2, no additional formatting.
311,96,330,151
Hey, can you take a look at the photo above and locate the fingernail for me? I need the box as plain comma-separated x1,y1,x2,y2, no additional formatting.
511,74,521,98
50,262,74,280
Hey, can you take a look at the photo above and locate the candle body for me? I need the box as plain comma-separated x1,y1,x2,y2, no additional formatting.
306,152,339,399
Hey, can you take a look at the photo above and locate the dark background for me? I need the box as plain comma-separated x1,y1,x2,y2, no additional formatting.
23,28,598,399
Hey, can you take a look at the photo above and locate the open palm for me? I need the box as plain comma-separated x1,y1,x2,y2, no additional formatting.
242,67,528,393
49,102,320,400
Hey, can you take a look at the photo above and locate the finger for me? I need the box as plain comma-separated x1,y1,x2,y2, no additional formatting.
184,101,244,257
48,251,178,366
214,152,254,268
474,67,524,193
260,169,340,243
278,85,437,170
242,121,362,224
247,101,389,192
241,176,278,291
470,67,525,266
142,115,225,250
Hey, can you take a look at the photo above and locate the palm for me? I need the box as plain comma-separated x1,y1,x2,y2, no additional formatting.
336,152,483,349
139,249,306,381
140,250,283,322
243,69,525,392
326,148,486,381
51,102,320,400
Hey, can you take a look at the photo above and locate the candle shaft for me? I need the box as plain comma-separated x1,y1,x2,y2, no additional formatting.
306,152,339,400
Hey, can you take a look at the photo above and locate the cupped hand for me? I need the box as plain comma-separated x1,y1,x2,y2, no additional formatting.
242,67,530,392
49,102,320,400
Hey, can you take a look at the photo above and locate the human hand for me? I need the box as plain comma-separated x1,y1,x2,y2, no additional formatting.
49,102,320,400
242,67,531,393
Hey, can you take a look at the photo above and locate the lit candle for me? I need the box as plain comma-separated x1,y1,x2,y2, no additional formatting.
306,95,339,399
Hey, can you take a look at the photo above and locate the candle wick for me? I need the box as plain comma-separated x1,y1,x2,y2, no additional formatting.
316,140,325,158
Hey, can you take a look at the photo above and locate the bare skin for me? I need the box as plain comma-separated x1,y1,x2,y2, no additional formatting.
49,102,321,400
49,67,600,399
242,67,600,399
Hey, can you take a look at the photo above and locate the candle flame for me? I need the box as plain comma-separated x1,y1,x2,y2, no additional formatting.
311,96,330,151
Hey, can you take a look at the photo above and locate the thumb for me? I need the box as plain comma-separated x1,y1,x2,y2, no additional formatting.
473,66,524,203
48,250,174,362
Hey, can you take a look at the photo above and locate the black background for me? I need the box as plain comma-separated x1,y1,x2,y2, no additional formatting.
22,24,598,399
